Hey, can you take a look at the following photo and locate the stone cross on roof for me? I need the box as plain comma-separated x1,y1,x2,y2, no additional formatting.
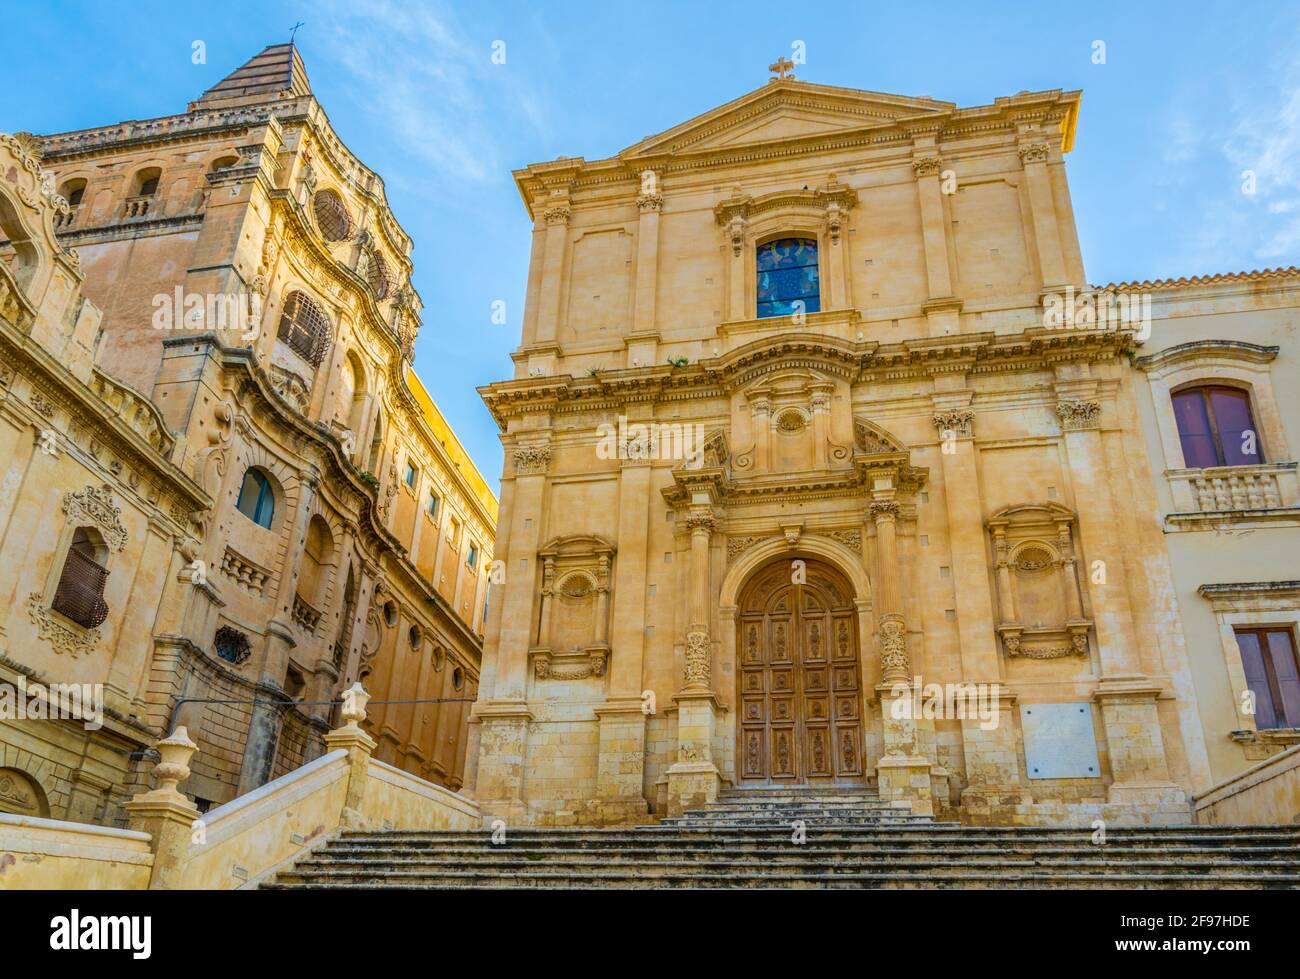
768,57,796,81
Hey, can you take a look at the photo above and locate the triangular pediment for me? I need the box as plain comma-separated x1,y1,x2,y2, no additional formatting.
622,80,954,160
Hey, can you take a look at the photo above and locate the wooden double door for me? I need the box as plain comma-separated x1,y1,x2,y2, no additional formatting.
737,558,865,785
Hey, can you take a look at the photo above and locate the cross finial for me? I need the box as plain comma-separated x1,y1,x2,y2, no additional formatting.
290,21,305,44
768,57,796,81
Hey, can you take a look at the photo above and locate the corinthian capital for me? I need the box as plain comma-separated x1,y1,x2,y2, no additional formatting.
932,409,974,439
513,444,551,475
869,500,901,524
1017,142,1050,165
1056,399,1101,431
911,156,942,178
542,205,570,226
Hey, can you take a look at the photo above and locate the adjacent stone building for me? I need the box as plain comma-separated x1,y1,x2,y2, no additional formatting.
469,67,1300,827
0,45,495,825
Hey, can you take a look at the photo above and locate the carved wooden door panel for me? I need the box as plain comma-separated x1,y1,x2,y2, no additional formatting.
738,559,863,785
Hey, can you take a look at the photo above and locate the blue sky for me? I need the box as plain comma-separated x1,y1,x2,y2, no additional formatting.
3,1,1298,485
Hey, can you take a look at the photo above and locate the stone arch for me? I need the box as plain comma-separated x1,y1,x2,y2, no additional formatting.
717,533,876,715
0,766,50,817
0,184,41,290
719,533,870,611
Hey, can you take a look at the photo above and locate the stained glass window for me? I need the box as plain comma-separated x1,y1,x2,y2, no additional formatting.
756,237,820,319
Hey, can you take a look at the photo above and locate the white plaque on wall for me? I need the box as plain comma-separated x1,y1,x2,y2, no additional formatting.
1020,703,1101,780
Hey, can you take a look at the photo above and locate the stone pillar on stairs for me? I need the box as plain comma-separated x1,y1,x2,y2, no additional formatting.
666,508,723,818
868,493,934,818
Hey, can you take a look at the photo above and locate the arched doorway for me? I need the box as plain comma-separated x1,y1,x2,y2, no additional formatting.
0,767,49,817
736,557,865,786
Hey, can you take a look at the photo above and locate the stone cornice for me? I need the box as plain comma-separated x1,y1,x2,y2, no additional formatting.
480,326,1135,429
513,84,1080,218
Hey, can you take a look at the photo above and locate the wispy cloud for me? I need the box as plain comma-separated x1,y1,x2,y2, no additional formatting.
311,0,547,186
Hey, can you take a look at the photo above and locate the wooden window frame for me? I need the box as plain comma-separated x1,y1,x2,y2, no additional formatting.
1234,626,1300,730
1172,384,1265,468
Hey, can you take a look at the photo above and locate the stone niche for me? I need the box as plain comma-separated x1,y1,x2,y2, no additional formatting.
987,503,1092,661
530,535,615,682
732,368,853,476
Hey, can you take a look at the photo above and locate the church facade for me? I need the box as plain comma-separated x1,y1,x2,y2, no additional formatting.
469,68,1300,826
0,45,496,825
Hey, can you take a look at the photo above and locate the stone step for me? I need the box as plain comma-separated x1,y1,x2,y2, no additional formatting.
264,867,1300,890
309,842,1300,860
334,827,1300,845
295,853,1300,873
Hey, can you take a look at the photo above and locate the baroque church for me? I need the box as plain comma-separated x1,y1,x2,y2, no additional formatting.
0,45,496,825
468,62,1300,828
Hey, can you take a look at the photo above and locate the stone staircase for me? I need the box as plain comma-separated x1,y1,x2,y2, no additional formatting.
265,787,1300,889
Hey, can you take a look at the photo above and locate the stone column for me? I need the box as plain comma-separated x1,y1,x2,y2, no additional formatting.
931,404,1029,812
1056,395,1183,808
725,210,747,321
749,395,771,472
470,441,548,824
533,204,570,346
1019,140,1068,292
666,508,723,817
868,495,933,817
631,171,662,337
912,150,962,337
595,446,652,823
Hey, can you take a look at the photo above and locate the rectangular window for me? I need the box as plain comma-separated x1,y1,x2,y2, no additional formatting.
466,543,479,569
427,491,440,518
1236,627,1300,729
404,461,417,488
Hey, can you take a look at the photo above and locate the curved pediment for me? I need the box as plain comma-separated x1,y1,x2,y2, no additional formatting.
538,534,615,559
713,332,864,390
853,418,905,456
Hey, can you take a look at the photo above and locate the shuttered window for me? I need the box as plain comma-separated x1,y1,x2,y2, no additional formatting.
52,530,110,628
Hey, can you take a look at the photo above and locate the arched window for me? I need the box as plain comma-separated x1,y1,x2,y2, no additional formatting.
277,290,332,367
235,468,275,528
210,155,239,172
1171,385,1264,468
59,179,87,207
52,528,110,628
756,237,819,319
312,189,356,242
134,167,161,197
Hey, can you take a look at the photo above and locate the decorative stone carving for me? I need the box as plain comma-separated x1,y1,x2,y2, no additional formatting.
63,484,128,551
636,193,663,212
1056,400,1101,431
269,364,311,414
932,409,974,439
878,616,910,682
28,593,99,658
826,529,862,553
542,205,571,226
513,444,551,475
1018,142,1050,165
533,648,608,681
684,628,711,688
869,500,900,523
854,418,902,455
727,535,767,560
912,156,942,178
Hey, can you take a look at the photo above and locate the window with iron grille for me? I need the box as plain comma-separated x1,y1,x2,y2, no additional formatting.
51,529,110,629
312,189,356,242
214,625,252,665
277,291,332,368
365,249,392,300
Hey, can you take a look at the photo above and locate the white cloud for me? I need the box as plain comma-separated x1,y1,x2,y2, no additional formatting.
312,0,548,186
